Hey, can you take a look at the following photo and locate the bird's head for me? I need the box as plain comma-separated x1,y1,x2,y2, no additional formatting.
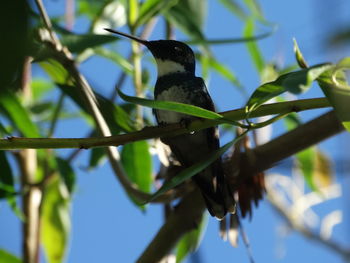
105,28,195,77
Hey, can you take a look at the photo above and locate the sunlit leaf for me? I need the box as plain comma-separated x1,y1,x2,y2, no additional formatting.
244,18,264,74
41,177,70,263
246,64,333,111
0,90,40,137
293,38,308,69
313,150,333,188
121,141,152,208
39,59,70,85
118,89,223,120
128,0,139,31
317,64,350,132
176,214,208,262
296,147,317,191
31,78,55,100
0,249,21,263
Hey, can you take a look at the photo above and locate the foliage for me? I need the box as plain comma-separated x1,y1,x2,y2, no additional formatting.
0,0,349,263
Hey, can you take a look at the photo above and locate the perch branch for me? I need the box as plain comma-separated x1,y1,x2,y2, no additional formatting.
136,110,345,262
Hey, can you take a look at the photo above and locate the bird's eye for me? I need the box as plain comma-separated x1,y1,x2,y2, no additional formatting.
174,46,182,53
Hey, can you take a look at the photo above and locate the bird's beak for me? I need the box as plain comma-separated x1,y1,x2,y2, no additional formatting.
104,28,149,47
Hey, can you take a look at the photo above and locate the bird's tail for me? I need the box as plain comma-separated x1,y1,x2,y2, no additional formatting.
193,159,235,220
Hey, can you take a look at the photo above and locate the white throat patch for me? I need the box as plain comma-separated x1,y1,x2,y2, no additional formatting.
155,59,186,77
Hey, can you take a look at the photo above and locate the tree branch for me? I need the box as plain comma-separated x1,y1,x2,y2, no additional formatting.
136,111,345,262
0,98,330,150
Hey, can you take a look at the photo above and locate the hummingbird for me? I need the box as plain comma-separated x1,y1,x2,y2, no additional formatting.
105,28,235,219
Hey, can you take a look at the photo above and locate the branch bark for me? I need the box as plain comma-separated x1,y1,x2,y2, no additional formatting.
136,111,345,262
0,98,330,150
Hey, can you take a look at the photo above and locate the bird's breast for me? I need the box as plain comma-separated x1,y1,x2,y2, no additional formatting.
155,85,192,124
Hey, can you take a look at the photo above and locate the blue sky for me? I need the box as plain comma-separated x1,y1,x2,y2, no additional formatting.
1,0,350,262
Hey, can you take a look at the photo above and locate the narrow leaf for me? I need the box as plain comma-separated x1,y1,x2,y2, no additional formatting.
41,177,70,263
121,141,152,193
128,0,139,30
296,147,318,191
121,141,152,209
88,147,106,169
246,64,333,112
0,151,14,199
244,18,264,74
206,56,246,95
0,249,21,263
293,38,308,69
164,0,205,41
218,0,247,20
134,0,178,29
0,90,40,137
56,157,76,194
118,89,223,120
61,34,117,54
94,47,133,75
317,65,350,132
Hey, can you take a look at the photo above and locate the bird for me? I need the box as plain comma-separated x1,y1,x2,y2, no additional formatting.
105,28,235,219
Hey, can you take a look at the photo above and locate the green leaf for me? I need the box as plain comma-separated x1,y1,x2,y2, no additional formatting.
88,147,106,169
296,147,318,191
205,56,246,95
244,18,264,74
293,38,308,69
121,141,152,192
94,47,133,75
164,0,206,41
56,157,76,194
39,59,70,85
41,177,70,263
144,134,244,204
0,151,14,199
176,213,208,263
0,90,40,137
118,89,223,120
243,0,265,22
121,141,152,208
134,0,178,29
31,78,55,100
128,0,139,31
0,249,21,263
317,63,350,132
58,84,135,133
246,64,333,112
218,0,247,21
60,33,117,54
